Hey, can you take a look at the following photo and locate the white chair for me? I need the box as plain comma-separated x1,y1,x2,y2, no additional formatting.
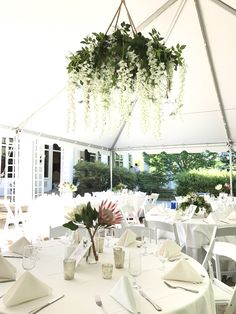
208,266,236,314
49,225,68,239
144,219,181,246
202,226,236,314
150,193,159,204
202,226,236,279
3,200,17,230
117,207,146,238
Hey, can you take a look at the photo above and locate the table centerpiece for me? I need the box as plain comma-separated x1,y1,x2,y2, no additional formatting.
63,200,123,262
178,193,212,216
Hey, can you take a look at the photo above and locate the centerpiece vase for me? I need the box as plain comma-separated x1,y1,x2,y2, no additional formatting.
86,227,99,264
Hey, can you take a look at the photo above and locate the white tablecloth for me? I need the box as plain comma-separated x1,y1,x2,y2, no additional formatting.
145,212,236,262
0,239,215,314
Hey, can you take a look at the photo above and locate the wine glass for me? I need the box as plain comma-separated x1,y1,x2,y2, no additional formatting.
22,245,38,271
141,229,150,256
105,228,114,248
128,249,142,288
156,242,168,271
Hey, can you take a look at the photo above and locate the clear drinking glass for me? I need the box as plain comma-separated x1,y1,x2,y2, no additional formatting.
105,228,114,247
156,242,168,271
102,263,113,279
22,245,38,271
63,258,76,280
128,249,142,288
141,229,150,256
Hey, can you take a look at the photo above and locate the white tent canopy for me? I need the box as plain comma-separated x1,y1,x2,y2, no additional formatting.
0,0,235,154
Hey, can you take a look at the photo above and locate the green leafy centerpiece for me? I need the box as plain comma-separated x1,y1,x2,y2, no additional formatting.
179,193,212,216
67,17,186,135
63,200,123,261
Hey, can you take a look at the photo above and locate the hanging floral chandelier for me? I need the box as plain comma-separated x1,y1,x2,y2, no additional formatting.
67,0,186,136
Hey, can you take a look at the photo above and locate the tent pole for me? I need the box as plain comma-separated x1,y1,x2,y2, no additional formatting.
110,151,113,190
195,0,232,144
210,0,236,16
137,0,178,32
227,142,233,197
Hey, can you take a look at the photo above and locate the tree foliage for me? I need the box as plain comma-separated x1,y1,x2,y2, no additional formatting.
218,151,236,171
73,160,163,196
143,150,218,181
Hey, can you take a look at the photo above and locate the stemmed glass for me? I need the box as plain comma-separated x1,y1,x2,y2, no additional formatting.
141,229,150,256
128,249,142,288
105,228,114,248
22,245,38,271
156,242,168,271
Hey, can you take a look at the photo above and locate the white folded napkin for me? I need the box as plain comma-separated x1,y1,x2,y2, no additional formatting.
3,271,52,307
109,275,140,314
156,239,181,259
149,205,167,215
9,236,31,255
226,210,236,220
0,256,16,281
116,229,136,247
171,210,182,221
163,259,203,283
204,212,218,224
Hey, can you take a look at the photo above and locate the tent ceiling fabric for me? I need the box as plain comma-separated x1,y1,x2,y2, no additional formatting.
0,0,235,153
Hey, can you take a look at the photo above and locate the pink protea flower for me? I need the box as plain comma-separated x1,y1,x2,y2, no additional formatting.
98,200,123,226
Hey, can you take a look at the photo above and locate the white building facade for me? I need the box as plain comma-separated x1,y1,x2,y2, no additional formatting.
0,131,131,208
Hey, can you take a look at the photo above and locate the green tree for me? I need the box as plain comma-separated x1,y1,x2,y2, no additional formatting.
143,150,218,181
218,150,236,171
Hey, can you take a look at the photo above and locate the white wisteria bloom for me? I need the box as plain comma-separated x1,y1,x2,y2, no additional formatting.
66,23,186,136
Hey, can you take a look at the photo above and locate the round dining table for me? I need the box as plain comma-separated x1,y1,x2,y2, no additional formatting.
0,238,216,314
145,210,236,263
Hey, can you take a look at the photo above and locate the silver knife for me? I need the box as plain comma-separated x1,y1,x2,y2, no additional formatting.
0,279,16,283
3,255,23,259
139,290,162,311
28,294,65,314
220,220,230,224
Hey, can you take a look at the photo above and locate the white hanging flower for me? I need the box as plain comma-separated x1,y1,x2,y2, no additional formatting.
66,23,186,136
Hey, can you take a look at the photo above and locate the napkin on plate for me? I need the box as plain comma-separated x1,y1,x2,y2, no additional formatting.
163,258,203,283
204,212,218,224
116,229,137,247
156,239,181,259
3,271,52,307
171,210,182,221
109,275,140,314
0,255,16,281
226,210,236,220
9,236,31,255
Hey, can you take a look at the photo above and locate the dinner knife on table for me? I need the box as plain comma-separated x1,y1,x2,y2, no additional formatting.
28,294,65,314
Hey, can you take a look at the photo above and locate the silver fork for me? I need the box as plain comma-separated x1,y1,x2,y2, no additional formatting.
139,289,162,311
164,281,199,293
95,295,108,314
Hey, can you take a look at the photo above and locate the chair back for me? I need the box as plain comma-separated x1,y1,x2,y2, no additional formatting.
144,219,180,246
202,226,236,269
216,225,236,238
225,285,236,314
49,225,68,239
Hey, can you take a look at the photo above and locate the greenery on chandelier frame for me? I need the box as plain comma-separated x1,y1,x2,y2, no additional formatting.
67,22,186,134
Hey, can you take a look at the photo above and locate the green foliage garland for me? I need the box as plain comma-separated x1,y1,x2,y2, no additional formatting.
67,22,186,135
